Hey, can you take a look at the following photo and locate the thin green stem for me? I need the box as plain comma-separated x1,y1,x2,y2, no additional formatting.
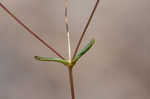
0,2,65,59
72,0,100,59
68,67,75,99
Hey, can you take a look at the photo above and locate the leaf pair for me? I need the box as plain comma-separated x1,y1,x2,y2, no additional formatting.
34,39,95,67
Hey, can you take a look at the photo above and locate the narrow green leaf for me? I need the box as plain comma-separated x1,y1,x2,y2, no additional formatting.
72,39,95,64
34,56,69,66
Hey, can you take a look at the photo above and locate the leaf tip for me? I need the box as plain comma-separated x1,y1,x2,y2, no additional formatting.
91,39,95,45
34,56,40,60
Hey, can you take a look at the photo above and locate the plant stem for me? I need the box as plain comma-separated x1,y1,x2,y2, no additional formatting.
0,2,65,59
68,67,75,99
64,0,71,62
72,0,100,59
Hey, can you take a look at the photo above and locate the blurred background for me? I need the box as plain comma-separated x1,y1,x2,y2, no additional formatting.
0,0,150,99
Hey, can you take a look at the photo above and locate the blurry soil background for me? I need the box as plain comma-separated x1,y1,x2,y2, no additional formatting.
0,0,150,99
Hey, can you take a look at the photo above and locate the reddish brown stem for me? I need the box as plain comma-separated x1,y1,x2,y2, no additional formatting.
0,2,65,59
72,0,99,59
68,67,75,99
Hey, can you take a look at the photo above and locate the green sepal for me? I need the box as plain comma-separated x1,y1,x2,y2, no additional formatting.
34,56,69,66
72,39,95,64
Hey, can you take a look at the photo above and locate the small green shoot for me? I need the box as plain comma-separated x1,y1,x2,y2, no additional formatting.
72,39,95,65
34,56,69,66
34,39,95,67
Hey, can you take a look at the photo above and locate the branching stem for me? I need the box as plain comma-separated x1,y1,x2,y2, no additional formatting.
0,1,100,99
72,0,100,59
0,2,65,59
